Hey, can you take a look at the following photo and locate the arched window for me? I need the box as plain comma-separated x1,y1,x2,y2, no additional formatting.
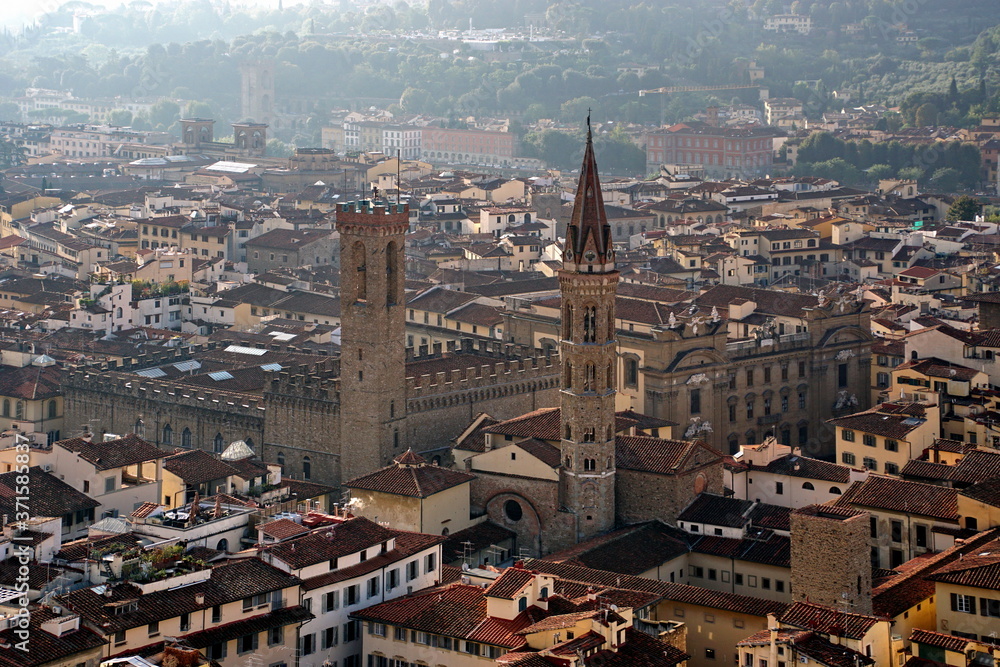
518,597,527,612
15,401,23,419
583,428,595,442
277,451,285,467
353,242,367,302
565,455,572,468
584,363,595,392
116,306,122,319
47,400,57,420
564,361,573,389
302,456,311,480
213,433,224,453
182,428,192,448
2,399,9,417
564,424,571,440
584,458,596,471
829,486,842,494
134,419,144,437
563,304,573,339
162,424,172,445
606,425,613,441
802,482,815,490
583,306,597,342
386,240,399,306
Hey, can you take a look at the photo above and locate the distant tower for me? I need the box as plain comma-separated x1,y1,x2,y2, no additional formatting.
559,119,618,542
232,122,268,157
337,197,409,483
240,59,275,126
179,118,214,147
790,505,873,615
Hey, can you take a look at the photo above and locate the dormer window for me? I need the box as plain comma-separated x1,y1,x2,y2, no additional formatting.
518,597,527,612
359,550,367,562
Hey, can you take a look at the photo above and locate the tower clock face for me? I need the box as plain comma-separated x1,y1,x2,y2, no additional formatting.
584,250,597,262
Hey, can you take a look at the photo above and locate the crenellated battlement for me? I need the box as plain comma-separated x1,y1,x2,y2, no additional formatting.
407,353,559,396
64,369,266,415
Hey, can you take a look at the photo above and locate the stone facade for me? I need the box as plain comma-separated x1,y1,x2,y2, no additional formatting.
505,296,872,458
615,456,724,526
789,504,873,615
337,200,410,481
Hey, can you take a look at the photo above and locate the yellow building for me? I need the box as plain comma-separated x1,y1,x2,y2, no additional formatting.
830,401,939,476
344,449,478,536
0,357,65,442
928,530,1000,647
57,558,310,666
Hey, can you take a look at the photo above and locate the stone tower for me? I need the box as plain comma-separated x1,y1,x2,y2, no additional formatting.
559,120,619,542
337,197,409,483
240,59,275,127
179,118,214,147
790,504,873,615
232,122,268,158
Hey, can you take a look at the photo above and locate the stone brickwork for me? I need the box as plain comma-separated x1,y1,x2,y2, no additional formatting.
790,504,873,615
337,200,410,481
616,457,724,526
469,472,575,558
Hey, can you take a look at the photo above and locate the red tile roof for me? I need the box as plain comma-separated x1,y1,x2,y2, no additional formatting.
56,434,166,471
779,601,880,640
909,628,971,652
344,458,475,498
523,559,787,618
542,521,691,575
259,518,309,540
351,582,537,649
837,476,958,521
0,607,106,667
485,567,538,600
265,517,396,570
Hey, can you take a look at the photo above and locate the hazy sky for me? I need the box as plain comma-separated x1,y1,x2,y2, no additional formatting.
2,0,302,32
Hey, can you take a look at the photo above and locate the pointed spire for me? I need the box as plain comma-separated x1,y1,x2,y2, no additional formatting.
563,116,614,270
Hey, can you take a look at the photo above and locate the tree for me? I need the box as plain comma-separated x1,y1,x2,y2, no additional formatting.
0,140,26,169
914,102,939,128
867,163,894,183
399,87,434,114
148,100,180,131
946,195,983,222
109,109,133,127
897,166,924,182
560,97,598,123
930,167,961,194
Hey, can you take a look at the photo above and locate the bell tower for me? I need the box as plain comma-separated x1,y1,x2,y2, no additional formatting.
559,118,618,541
337,195,408,483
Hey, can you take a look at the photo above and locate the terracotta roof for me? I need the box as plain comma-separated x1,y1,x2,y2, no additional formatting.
175,605,313,650
960,477,1000,508
909,628,972,652
749,454,851,483
351,582,538,649
0,363,63,400
485,567,538,600
300,530,445,591
927,538,1000,591
691,533,791,568
162,449,238,485
0,467,100,520
513,438,562,468
259,518,309,540
616,436,723,476
265,517,396,569
523,559,787,618
345,458,475,498
678,494,791,532
827,404,929,440
542,521,691,575
243,228,331,250
56,434,166,471
57,558,302,633
951,449,1000,484
0,607,106,667
836,476,958,521
779,601,880,640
